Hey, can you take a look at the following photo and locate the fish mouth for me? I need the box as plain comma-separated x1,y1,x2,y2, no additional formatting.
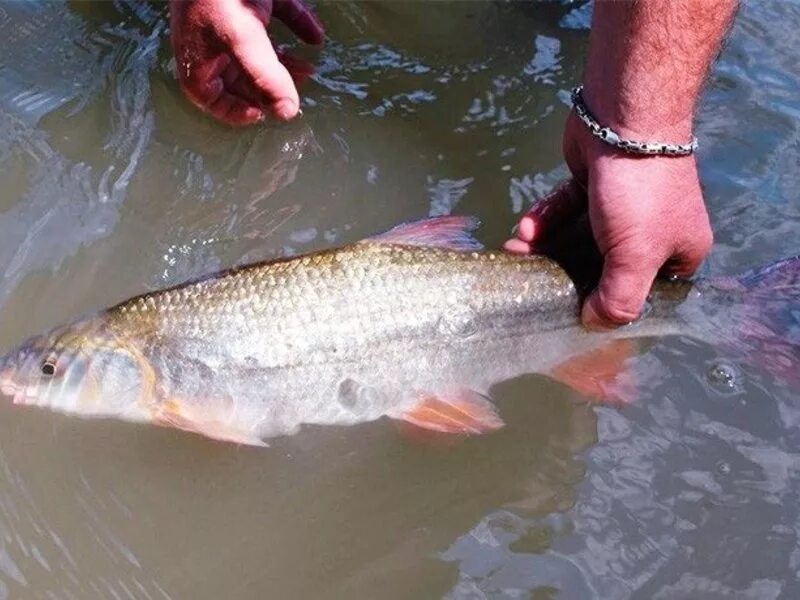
10,393,35,406
0,370,34,406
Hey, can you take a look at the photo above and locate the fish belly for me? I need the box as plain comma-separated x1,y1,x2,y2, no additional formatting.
166,323,600,440
138,244,690,439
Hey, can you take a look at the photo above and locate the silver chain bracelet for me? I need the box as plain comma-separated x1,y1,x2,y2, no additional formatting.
570,86,698,157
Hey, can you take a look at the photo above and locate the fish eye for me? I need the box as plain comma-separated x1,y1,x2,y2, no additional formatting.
40,359,57,377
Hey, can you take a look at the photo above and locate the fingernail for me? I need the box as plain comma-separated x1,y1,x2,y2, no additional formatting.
274,98,298,121
518,216,535,242
503,238,530,255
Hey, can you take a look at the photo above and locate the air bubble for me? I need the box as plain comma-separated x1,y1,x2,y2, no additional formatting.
715,460,731,476
706,362,740,391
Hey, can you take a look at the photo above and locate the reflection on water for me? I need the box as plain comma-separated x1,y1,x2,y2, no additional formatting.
0,1,798,598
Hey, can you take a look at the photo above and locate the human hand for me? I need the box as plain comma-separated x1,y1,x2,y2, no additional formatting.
169,0,324,126
505,112,713,330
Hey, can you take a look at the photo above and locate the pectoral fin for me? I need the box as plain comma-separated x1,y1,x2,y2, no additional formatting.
548,340,637,404
391,389,504,434
154,399,267,447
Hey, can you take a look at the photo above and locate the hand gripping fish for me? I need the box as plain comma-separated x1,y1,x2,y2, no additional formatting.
0,217,797,446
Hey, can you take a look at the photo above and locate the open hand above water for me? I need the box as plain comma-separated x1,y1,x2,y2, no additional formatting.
169,0,324,126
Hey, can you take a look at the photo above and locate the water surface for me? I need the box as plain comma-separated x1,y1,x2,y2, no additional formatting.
0,1,798,598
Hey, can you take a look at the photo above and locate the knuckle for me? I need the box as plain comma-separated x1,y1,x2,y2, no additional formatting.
672,225,713,273
696,226,714,255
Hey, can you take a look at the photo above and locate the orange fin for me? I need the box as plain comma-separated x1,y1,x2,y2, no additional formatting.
155,400,267,447
549,340,637,404
391,389,504,434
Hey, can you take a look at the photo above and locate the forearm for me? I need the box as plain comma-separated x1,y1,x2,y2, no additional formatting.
582,0,738,142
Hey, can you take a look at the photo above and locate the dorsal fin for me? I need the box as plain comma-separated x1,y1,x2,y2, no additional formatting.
364,216,483,251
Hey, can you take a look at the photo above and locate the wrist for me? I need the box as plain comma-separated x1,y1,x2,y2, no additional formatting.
580,80,695,144
563,110,699,185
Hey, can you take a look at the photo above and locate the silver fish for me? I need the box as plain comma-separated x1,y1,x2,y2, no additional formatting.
0,217,797,446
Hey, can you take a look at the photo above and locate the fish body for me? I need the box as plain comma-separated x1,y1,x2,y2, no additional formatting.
0,217,795,445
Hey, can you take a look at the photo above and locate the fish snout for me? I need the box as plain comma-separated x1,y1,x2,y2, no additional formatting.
0,369,19,402
0,360,14,396
0,361,30,405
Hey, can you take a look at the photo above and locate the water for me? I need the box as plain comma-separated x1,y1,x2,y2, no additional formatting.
0,1,798,597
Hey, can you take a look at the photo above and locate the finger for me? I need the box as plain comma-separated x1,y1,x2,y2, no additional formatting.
178,54,229,109
207,90,264,126
222,61,244,89
230,26,300,120
275,50,316,86
224,61,263,104
663,225,713,278
503,238,531,255
581,248,663,331
273,0,325,45
228,51,313,102
515,178,587,245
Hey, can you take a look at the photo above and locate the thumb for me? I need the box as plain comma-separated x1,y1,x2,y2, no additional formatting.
231,27,300,120
581,247,662,330
515,178,587,247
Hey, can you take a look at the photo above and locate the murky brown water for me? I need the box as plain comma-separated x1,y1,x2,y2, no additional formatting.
0,1,798,598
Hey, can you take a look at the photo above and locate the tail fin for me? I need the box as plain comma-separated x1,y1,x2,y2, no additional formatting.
709,256,800,386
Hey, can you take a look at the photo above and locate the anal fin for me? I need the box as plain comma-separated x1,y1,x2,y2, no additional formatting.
391,389,504,434
549,340,637,405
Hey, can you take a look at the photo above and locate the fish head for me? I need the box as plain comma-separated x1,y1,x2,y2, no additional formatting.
0,318,154,422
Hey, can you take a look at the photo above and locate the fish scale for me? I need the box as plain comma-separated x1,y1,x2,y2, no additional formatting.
101,239,594,438
1,217,795,446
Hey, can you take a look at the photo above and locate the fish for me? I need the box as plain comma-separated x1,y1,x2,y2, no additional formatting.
0,216,797,446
